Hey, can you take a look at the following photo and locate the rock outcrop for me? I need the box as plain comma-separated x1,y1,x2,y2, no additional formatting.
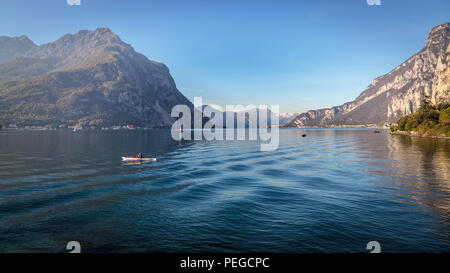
0,35,36,63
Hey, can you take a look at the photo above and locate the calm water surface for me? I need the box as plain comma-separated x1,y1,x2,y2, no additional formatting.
0,129,449,252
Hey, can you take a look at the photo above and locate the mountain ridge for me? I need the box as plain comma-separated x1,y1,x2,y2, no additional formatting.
0,35,36,63
0,28,193,128
285,22,450,128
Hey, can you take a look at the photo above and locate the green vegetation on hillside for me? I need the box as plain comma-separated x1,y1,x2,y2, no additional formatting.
390,97,450,137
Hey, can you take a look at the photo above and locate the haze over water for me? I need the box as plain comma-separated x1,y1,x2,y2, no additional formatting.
0,129,448,252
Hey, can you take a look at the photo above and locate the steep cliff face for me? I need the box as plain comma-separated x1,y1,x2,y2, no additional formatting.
287,23,450,127
0,28,192,127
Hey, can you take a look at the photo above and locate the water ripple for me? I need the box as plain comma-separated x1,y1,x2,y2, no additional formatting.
0,129,449,252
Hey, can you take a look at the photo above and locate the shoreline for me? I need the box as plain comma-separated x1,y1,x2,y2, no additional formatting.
390,131,450,139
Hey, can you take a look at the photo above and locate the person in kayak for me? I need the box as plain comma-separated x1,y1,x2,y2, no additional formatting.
137,152,144,158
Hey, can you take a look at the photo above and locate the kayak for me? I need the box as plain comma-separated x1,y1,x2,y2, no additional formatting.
122,157,157,162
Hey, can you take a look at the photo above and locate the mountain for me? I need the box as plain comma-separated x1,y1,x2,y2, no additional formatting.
286,23,450,128
197,105,286,128
0,28,192,127
0,35,36,63
278,112,300,125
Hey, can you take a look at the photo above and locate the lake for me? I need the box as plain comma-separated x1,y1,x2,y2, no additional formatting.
0,129,448,252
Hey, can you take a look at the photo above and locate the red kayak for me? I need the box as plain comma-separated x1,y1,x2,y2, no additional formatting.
122,157,157,162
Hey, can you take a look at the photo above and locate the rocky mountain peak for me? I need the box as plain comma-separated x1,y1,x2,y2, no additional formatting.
44,27,126,50
24,28,134,69
0,34,35,45
72,27,124,46
0,35,36,63
426,22,450,53
426,23,449,44
16,35,35,43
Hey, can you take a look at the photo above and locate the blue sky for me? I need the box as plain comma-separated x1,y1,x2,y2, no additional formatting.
0,0,449,113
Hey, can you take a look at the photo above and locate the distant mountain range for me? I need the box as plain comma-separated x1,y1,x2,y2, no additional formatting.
0,28,192,127
278,112,301,125
285,22,450,128
196,106,298,127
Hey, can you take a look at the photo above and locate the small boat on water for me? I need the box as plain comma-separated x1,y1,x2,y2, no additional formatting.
122,157,157,162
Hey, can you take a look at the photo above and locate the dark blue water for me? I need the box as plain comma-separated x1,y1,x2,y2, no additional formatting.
0,129,449,252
